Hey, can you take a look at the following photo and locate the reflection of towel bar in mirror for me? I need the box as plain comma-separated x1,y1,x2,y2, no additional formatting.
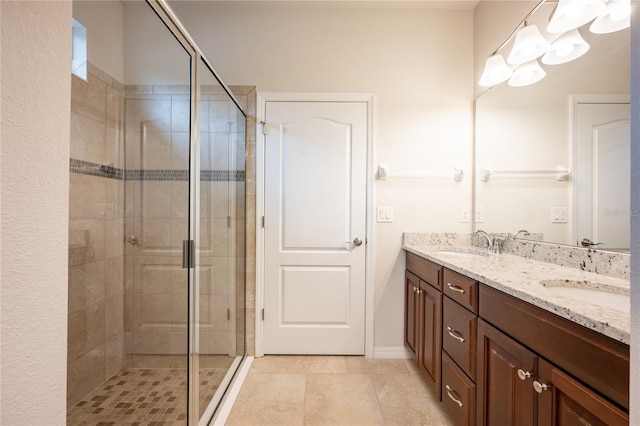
378,165,464,181
480,166,571,182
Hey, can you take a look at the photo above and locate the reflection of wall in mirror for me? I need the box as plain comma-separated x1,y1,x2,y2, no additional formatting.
473,1,630,247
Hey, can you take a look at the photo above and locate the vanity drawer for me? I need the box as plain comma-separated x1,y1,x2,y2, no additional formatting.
406,252,442,290
443,268,478,313
443,296,477,380
442,352,476,426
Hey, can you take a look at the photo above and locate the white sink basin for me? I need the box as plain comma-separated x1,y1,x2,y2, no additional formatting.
539,279,629,312
435,250,487,259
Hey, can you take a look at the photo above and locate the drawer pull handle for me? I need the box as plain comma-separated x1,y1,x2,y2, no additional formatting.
533,380,549,393
416,289,423,295
445,385,464,407
517,369,532,381
447,283,465,294
412,286,417,292
447,326,465,343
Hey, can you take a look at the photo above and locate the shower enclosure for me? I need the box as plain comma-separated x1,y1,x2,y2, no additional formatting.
67,1,249,423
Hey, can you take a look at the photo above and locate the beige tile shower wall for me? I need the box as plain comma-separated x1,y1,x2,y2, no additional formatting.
68,63,125,408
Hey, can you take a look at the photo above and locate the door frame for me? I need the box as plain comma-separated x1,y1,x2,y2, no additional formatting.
255,92,375,357
571,94,630,246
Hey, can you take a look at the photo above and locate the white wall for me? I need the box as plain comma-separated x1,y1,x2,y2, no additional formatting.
0,1,72,424
72,0,124,83
162,1,474,351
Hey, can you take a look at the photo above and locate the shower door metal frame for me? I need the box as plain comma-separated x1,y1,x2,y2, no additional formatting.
144,1,248,424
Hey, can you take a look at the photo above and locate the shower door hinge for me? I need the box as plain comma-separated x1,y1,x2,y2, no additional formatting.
261,121,268,136
227,308,231,321
261,216,265,228
227,215,231,228
261,308,265,321
182,240,195,269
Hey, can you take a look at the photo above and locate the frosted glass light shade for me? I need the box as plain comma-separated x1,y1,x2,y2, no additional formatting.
508,59,546,87
507,25,551,65
542,29,590,65
547,0,606,33
479,54,513,87
590,0,631,34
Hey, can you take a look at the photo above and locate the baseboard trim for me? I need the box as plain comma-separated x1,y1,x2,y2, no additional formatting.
373,346,412,359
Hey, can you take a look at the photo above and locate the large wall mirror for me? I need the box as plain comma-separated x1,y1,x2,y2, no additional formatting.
474,2,630,252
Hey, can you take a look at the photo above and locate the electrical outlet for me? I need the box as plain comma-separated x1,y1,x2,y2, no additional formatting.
460,206,470,223
376,206,393,223
551,207,568,223
475,207,485,223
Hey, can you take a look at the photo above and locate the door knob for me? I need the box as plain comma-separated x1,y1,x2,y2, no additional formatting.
352,237,363,247
580,238,603,247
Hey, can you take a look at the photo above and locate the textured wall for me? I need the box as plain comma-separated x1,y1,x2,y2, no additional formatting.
0,1,72,424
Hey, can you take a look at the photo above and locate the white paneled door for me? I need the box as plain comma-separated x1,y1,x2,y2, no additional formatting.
263,100,368,354
575,101,630,250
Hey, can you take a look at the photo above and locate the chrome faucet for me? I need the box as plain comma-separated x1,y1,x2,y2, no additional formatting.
510,229,530,239
473,229,494,250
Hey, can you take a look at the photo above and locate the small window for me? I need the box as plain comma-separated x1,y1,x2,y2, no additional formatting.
71,18,87,80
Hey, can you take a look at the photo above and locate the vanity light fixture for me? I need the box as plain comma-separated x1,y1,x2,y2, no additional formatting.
547,0,606,33
508,59,546,87
590,0,631,34
541,28,590,65
507,24,551,65
479,54,513,87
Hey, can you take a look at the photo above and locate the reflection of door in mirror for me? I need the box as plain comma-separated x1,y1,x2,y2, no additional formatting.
574,100,630,252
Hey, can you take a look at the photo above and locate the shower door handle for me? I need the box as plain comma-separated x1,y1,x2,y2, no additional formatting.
182,240,195,269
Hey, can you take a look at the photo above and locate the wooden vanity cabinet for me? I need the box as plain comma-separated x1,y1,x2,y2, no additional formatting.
405,252,443,398
479,285,629,426
536,358,628,426
476,319,537,426
405,271,420,357
440,271,479,426
404,251,630,426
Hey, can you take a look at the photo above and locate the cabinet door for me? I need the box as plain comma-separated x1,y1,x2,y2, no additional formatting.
536,359,628,426
405,271,420,358
419,280,442,399
477,319,537,426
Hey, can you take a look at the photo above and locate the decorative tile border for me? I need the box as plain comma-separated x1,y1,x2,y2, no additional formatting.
70,158,245,182
70,158,124,180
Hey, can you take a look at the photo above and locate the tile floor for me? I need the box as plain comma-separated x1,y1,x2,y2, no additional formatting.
225,356,454,426
67,356,232,425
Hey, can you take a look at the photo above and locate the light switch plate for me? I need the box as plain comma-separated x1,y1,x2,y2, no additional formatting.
551,207,568,223
377,206,393,223
460,206,470,223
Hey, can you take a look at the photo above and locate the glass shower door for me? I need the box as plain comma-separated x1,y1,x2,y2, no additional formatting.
123,0,194,422
194,57,247,421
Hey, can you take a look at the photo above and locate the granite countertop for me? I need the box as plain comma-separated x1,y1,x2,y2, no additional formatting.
403,244,631,345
